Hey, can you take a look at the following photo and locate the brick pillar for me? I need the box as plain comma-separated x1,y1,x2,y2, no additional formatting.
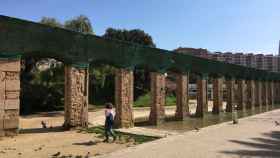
255,81,262,108
237,79,246,111
212,77,223,114
115,68,134,128
225,78,235,112
64,65,89,128
195,74,208,117
0,59,21,136
175,73,189,120
247,80,255,109
262,81,268,107
149,72,166,125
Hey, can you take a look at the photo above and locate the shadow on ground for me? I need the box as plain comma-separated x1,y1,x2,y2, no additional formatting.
73,140,100,146
20,126,65,134
221,131,280,157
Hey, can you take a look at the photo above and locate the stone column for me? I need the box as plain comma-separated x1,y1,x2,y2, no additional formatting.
212,77,223,114
115,68,134,128
64,64,89,128
237,79,246,111
226,78,235,112
255,80,262,108
247,80,255,109
0,59,21,136
149,72,166,125
268,81,274,106
175,73,189,120
195,74,208,117
262,81,269,107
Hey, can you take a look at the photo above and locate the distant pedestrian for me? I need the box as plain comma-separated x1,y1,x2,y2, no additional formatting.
103,103,116,142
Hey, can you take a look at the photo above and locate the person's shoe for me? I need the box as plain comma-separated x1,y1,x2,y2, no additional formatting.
103,139,109,143
113,136,116,142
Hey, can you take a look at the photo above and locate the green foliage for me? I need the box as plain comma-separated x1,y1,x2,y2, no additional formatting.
103,28,156,48
64,15,93,34
133,93,176,107
39,17,63,28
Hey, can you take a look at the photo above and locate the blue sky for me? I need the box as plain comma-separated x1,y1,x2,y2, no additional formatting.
1,0,280,54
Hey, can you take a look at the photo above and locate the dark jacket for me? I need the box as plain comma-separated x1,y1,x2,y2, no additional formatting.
105,113,114,129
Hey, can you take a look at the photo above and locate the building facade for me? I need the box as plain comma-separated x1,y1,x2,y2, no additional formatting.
175,47,279,72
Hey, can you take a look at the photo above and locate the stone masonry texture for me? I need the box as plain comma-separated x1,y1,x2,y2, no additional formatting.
175,73,189,120
196,76,208,117
225,79,235,112
213,77,223,114
237,80,246,111
246,80,255,109
0,59,20,136
114,69,134,128
149,72,166,125
64,65,88,128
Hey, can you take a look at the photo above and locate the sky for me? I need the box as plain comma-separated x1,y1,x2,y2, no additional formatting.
1,0,280,54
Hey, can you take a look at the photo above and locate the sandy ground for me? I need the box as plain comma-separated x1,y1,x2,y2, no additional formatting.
0,100,225,158
97,109,280,158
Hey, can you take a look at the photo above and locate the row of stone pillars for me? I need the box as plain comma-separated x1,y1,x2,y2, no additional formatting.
0,57,279,136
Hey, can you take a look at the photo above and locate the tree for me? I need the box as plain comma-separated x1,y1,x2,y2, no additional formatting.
40,17,63,28
102,28,156,100
64,15,93,34
103,28,156,47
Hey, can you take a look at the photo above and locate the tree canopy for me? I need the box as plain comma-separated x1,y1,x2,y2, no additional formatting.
103,28,156,47
64,15,94,34
40,17,63,28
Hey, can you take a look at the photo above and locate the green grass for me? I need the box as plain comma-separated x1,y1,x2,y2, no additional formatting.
78,126,159,144
134,93,176,107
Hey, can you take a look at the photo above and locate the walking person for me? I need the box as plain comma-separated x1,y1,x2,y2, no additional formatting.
103,103,116,142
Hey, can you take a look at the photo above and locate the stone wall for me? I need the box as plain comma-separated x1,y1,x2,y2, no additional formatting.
64,65,88,128
0,59,20,136
149,72,166,125
114,69,134,128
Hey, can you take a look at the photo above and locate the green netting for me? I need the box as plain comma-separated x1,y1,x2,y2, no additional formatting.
71,62,89,69
0,15,280,81
0,52,22,59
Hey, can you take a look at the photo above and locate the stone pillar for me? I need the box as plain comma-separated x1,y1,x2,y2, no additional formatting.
195,74,208,117
115,68,134,128
0,59,21,136
226,78,235,112
262,81,269,107
212,77,223,114
64,64,89,128
175,73,189,120
149,72,166,125
268,81,274,106
255,80,262,108
237,79,246,111
247,80,255,109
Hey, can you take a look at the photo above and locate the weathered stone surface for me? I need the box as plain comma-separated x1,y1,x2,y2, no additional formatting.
175,73,189,120
115,68,134,128
0,60,20,72
226,79,235,112
64,65,88,128
213,77,223,114
196,75,208,117
149,72,166,125
247,80,255,109
262,81,269,107
0,59,20,137
237,80,246,111
4,99,19,109
255,81,262,108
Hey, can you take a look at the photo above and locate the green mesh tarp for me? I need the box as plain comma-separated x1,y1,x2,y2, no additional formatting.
0,15,280,81
0,52,21,59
